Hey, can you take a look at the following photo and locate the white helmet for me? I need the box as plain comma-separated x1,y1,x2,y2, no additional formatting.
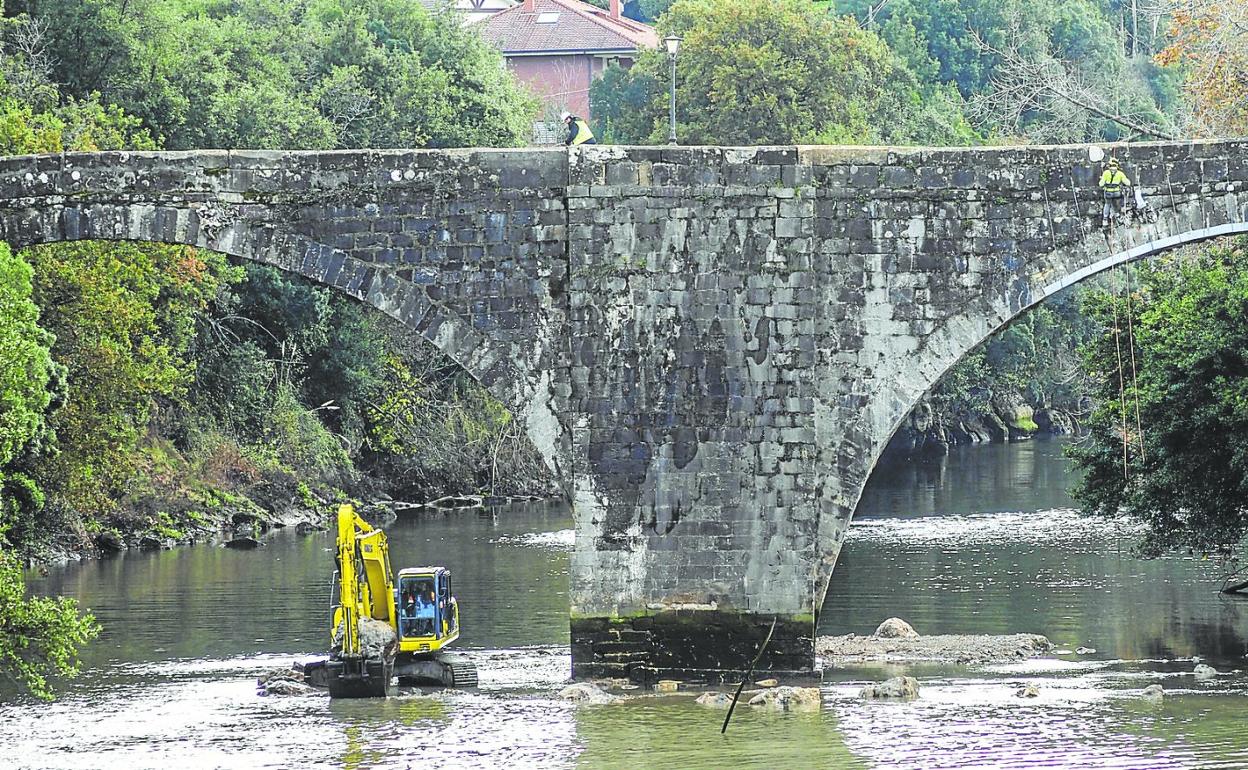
560,111,572,121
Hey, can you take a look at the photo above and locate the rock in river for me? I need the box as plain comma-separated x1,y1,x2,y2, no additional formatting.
225,536,263,550
874,618,919,639
558,683,617,704
695,692,734,708
1014,683,1040,698
1142,684,1164,702
1194,664,1218,680
261,679,315,696
861,676,920,700
747,686,821,711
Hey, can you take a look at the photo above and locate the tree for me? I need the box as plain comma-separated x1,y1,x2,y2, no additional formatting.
10,0,537,150
23,242,232,538
592,0,974,145
1156,0,1248,136
0,550,99,700
1070,238,1248,558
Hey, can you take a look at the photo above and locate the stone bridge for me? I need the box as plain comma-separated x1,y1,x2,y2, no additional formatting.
2,140,1244,681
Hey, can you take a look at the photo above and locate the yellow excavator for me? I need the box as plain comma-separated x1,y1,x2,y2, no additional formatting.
308,504,477,698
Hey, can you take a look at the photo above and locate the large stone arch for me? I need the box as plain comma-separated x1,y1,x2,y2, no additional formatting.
0,149,573,484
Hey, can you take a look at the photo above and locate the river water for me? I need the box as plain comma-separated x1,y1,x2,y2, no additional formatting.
8,438,1248,769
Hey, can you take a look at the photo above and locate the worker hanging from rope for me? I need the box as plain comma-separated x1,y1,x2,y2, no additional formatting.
561,111,596,146
1099,157,1132,229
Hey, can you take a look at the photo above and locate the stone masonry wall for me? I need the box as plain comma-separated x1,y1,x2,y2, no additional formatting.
0,140,1243,680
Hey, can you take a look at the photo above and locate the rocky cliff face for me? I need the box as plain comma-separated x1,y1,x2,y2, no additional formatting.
884,390,1079,460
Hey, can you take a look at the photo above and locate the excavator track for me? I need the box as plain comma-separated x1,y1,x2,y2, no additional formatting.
446,658,478,688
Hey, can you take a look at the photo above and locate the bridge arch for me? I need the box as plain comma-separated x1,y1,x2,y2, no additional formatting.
0,148,573,484
816,183,1248,614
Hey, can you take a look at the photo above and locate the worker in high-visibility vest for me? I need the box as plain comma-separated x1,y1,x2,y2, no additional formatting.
1099,157,1131,228
561,111,596,146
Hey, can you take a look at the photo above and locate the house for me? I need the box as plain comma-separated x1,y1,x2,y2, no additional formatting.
478,0,658,140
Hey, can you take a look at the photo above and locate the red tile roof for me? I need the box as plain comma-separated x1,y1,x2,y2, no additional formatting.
479,0,658,55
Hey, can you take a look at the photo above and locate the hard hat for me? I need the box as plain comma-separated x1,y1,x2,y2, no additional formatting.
1108,157,1120,167
560,111,572,121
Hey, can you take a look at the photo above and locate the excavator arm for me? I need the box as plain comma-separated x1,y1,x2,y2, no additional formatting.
334,503,397,653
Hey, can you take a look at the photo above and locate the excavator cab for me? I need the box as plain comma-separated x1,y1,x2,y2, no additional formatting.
396,567,460,654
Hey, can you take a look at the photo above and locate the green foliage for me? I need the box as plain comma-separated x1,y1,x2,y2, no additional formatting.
833,0,1180,142
592,0,975,145
22,242,233,532
0,242,57,544
0,243,53,477
1070,240,1248,557
0,550,99,700
12,0,536,149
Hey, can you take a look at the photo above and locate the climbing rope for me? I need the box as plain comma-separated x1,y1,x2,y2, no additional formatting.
1122,265,1147,464
1109,268,1130,479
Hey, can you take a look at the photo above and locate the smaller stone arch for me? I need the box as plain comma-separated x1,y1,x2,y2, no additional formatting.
0,147,575,483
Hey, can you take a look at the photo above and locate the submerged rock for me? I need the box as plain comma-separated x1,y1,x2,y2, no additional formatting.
225,536,263,550
695,691,734,708
295,521,327,535
1194,664,1218,680
874,618,919,639
1075,646,1096,655
1015,683,1040,698
1142,684,1165,701
860,676,920,700
558,683,617,704
747,686,821,711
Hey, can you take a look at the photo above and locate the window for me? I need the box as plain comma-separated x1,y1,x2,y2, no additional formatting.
536,12,559,23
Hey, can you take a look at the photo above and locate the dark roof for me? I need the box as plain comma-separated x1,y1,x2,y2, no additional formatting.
479,0,658,55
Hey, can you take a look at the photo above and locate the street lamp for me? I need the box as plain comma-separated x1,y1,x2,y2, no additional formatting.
664,35,682,145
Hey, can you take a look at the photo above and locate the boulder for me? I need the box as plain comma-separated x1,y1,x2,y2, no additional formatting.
1194,664,1218,680
695,691,733,708
1075,646,1096,655
332,617,398,660
1034,408,1074,435
261,679,315,696
860,676,920,699
558,682,616,704
755,678,779,688
981,411,1009,442
258,668,306,686
96,531,126,553
295,521,327,535
991,391,1038,439
874,618,919,639
137,535,172,551
1142,684,1164,701
747,686,821,711
1014,683,1040,698
654,680,680,693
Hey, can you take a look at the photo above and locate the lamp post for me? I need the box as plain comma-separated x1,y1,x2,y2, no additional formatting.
664,35,682,145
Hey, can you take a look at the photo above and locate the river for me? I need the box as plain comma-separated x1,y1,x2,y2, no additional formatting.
8,437,1248,769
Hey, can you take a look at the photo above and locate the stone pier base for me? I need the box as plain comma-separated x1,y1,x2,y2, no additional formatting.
570,611,817,684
